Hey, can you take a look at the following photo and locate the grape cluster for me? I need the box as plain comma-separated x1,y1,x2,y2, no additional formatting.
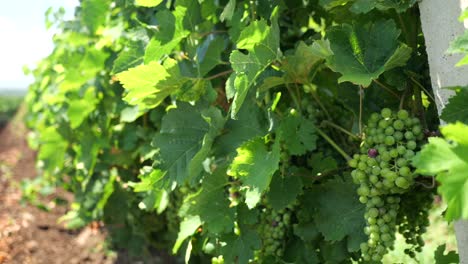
228,180,243,207
211,255,224,264
397,187,433,258
257,204,294,259
348,108,424,262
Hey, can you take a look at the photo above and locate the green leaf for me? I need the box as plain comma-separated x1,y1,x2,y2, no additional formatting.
135,0,163,7
228,137,280,209
81,0,109,34
267,173,303,211
310,178,366,242
144,7,190,63
38,127,68,172
220,0,236,22
326,19,411,87
185,168,235,234
112,40,145,74
220,231,261,264
351,0,417,14
441,89,468,123
116,59,189,109
279,113,317,155
434,244,459,264
293,221,320,242
319,0,350,10
153,103,224,184
282,41,324,83
194,36,226,77
446,21,468,62
283,238,320,264
173,215,202,253
67,87,99,128
413,122,468,220
230,8,281,118
215,98,269,155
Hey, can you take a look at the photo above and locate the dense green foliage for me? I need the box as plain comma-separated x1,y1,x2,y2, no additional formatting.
0,95,23,127
24,0,465,263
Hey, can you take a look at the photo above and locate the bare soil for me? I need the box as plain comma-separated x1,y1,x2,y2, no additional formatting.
0,112,116,264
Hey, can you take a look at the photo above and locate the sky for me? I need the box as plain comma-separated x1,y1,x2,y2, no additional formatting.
0,1,78,90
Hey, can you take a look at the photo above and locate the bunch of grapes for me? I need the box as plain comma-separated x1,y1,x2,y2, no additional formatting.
257,204,294,259
348,108,424,262
397,187,433,258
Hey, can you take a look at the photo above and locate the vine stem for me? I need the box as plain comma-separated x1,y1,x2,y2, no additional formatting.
316,127,352,161
373,79,399,99
204,69,233,81
412,81,428,130
359,86,363,137
286,84,301,111
321,120,360,140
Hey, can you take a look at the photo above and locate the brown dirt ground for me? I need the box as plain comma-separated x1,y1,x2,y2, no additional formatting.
0,110,116,264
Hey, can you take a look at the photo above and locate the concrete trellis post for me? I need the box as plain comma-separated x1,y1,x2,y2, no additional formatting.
419,0,468,263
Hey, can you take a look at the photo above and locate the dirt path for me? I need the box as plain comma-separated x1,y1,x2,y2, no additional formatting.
0,110,115,264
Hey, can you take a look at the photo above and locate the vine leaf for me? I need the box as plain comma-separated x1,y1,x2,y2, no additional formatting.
194,36,226,77
441,88,468,123
112,39,146,74
215,98,269,156
259,41,324,91
116,59,189,109
447,27,468,66
228,137,280,209
267,173,303,211
67,87,99,129
325,19,411,87
229,7,281,118
309,178,366,243
350,0,417,14
135,0,163,7
81,0,110,34
434,244,459,264
173,215,202,253
220,231,261,264
185,168,235,234
413,122,468,221
153,103,224,184
279,113,317,155
144,7,190,63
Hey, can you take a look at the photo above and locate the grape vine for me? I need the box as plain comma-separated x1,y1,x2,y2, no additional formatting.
23,0,461,263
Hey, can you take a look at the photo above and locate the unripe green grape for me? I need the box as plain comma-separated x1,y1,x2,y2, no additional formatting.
404,150,415,159
395,177,410,189
389,149,399,158
404,131,414,140
358,162,367,171
368,208,379,218
394,131,404,141
396,158,407,167
379,119,390,129
385,127,395,135
399,166,411,177
397,145,406,155
393,120,405,130
370,175,379,184
359,196,368,204
407,140,417,150
385,136,395,146
397,109,409,120
348,159,358,168
381,108,392,119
